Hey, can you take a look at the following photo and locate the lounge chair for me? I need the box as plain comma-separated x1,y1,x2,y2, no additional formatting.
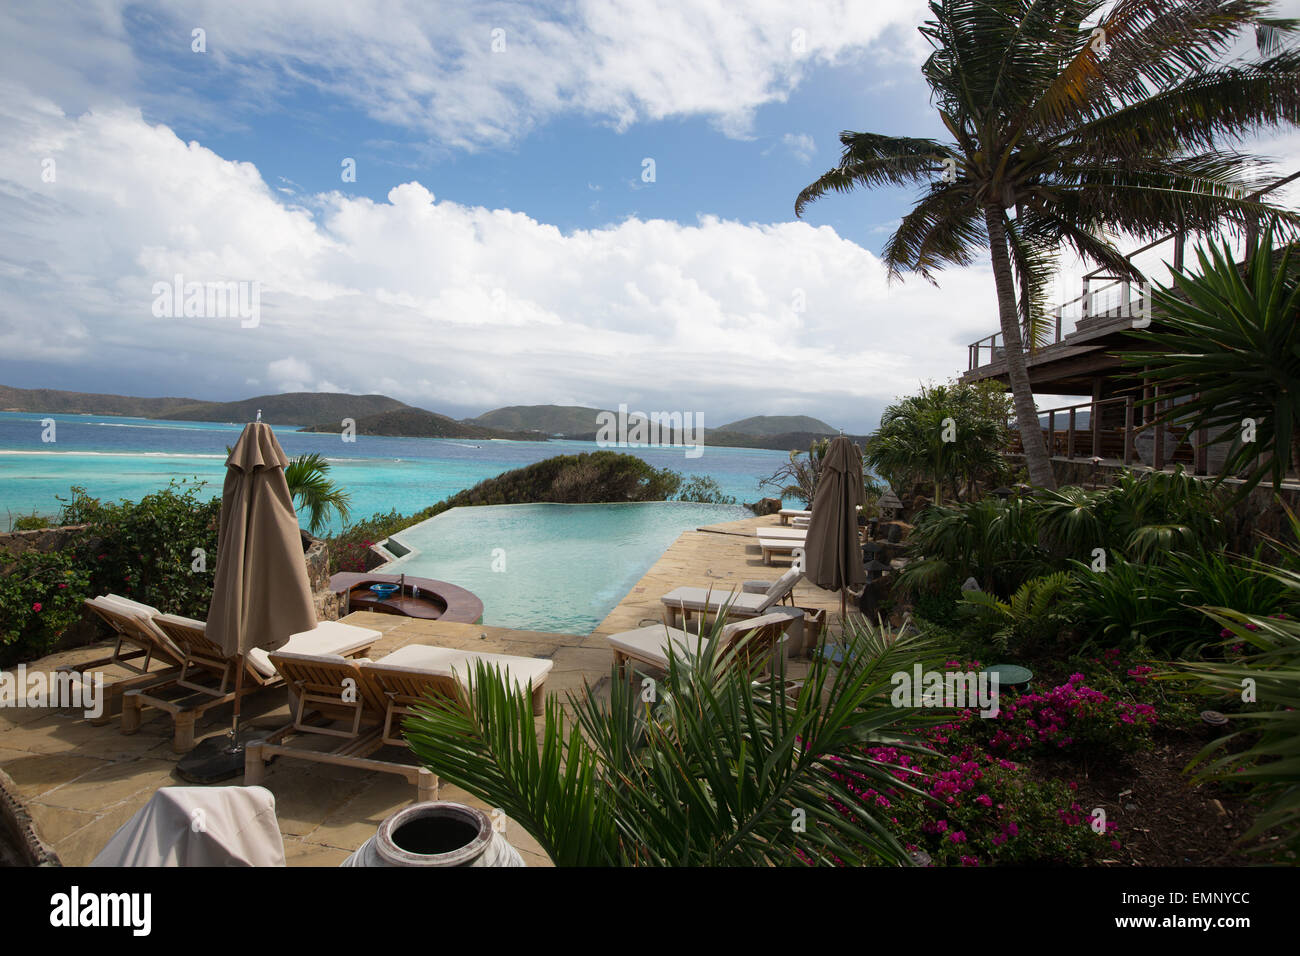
59,595,187,723
243,648,438,802
778,508,812,525
245,643,553,799
121,618,380,752
757,526,809,540
363,644,554,724
660,565,804,635
607,609,803,678
757,533,804,566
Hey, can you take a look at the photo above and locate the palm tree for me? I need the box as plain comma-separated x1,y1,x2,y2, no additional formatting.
284,453,352,534
796,0,1300,491
866,382,1011,504
403,615,942,866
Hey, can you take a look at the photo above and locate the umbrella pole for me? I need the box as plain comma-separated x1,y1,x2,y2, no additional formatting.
229,655,245,750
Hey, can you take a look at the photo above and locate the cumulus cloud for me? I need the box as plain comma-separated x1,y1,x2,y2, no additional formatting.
0,1,924,151
0,90,1004,431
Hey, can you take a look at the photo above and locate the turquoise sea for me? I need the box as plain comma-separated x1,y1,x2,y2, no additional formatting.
0,411,792,534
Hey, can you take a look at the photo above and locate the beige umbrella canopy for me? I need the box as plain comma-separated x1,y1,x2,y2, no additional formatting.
207,421,316,658
802,435,866,623
177,421,318,782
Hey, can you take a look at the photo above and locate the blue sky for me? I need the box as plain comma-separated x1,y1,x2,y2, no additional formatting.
0,1,1297,433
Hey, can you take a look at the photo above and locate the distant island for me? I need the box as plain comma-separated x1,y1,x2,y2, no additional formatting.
0,386,863,451
299,407,541,441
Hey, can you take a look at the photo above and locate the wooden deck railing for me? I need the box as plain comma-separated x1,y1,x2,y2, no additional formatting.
967,170,1300,373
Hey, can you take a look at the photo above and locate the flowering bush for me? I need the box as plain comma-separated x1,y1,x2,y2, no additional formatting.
56,481,220,619
828,726,1115,866
0,549,92,665
978,673,1157,756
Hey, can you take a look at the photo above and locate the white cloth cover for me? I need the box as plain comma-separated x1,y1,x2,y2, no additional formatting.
90,786,286,867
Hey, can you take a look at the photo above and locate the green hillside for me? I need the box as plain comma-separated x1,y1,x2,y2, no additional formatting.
157,392,410,425
468,404,615,435
0,385,202,418
301,407,543,441
718,415,837,436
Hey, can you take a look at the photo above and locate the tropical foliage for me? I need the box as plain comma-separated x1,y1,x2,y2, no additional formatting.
55,481,221,621
759,438,833,506
960,572,1076,655
0,549,93,666
1171,507,1300,856
285,453,353,535
796,0,1300,491
404,615,942,866
866,382,1012,505
1123,225,1300,496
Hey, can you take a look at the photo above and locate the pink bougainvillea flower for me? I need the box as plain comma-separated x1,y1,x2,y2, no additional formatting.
32,602,42,612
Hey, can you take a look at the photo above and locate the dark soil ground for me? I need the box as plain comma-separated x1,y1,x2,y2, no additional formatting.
1030,727,1277,866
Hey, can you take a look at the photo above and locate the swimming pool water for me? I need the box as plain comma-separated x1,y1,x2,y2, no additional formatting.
378,501,748,634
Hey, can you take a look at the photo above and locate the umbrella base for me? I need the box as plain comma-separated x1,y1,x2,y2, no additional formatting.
175,730,270,784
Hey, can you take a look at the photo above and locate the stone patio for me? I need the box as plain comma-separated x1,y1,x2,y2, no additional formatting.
1,512,845,867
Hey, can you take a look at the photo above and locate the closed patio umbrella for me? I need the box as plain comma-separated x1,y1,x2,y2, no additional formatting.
177,419,316,782
802,435,867,626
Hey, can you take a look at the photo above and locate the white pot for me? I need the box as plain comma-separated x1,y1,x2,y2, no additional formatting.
341,802,525,867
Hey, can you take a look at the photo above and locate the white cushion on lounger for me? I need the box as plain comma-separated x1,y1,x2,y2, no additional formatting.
608,610,801,669
755,527,807,540
246,621,380,677
663,566,802,616
93,595,185,659
371,643,553,690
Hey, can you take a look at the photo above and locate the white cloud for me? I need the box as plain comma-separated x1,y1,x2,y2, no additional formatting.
0,91,1002,431
0,1,924,150
781,132,817,164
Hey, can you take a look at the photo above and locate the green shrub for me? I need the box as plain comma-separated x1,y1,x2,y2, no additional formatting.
674,475,736,505
8,512,52,531
55,480,221,619
0,549,93,665
959,573,1075,657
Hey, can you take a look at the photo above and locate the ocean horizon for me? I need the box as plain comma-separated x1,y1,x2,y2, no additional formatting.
0,411,793,534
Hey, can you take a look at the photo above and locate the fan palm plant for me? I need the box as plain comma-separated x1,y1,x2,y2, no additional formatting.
796,0,1300,492
403,614,944,866
284,452,352,534
1122,225,1300,496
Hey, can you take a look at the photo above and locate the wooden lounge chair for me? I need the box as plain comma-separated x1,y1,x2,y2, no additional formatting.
757,526,809,540
608,609,803,678
757,533,804,566
362,644,554,726
59,595,187,723
660,565,804,634
245,643,553,799
779,508,812,526
122,618,380,752
243,649,437,802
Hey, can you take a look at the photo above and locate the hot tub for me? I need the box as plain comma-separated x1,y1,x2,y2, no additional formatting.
328,572,484,624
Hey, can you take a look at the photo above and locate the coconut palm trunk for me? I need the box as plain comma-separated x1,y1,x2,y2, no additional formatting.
985,207,1055,489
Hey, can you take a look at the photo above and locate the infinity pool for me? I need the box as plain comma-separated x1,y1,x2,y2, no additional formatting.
378,501,748,633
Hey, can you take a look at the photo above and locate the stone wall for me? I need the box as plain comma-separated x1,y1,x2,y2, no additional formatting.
302,530,342,621
0,525,100,574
